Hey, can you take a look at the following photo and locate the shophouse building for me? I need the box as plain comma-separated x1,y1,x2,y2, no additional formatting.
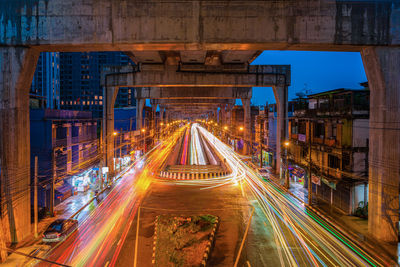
30,109,99,214
288,88,370,214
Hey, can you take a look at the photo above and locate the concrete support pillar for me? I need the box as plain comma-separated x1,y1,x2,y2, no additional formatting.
136,98,145,130
0,47,39,244
219,106,225,124
165,110,169,124
160,107,164,126
273,85,288,176
226,104,233,128
103,86,119,179
361,47,400,250
151,103,157,145
242,98,251,155
151,103,157,131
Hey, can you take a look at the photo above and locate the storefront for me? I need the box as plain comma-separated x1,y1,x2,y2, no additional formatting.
71,166,99,193
289,165,306,185
55,182,73,205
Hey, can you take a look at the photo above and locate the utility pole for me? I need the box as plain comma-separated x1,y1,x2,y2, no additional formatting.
50,148,56,217
129,117,133,153
120,134,122,172
308,120,312,205
34,156,38,238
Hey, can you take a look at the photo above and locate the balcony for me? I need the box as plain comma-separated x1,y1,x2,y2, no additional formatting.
313,137,324,145
324,138,336,147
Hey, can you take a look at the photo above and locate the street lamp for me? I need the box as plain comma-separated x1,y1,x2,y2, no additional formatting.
141,128,146,153
113,132,118,172
284,140,290,189
239,126,244,131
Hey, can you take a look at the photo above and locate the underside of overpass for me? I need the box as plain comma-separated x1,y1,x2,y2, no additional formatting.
0,0,399,258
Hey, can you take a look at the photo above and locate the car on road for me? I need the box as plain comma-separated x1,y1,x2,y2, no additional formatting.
2,244,51,266
42,219,78,242
257,168,270,179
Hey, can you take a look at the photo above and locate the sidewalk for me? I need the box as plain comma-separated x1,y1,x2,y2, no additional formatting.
13,188,97,249
288,179,397,264
13,164,133,249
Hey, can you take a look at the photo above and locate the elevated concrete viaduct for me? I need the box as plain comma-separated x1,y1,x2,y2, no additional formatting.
0,0,399,256
105,65,289,157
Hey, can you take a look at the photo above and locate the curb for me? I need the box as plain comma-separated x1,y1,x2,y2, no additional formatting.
201,216,219,267
158,171,229,180
152,215,159,265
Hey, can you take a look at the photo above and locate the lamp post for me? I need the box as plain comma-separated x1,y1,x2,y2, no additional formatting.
223,126,228,143
141,128,146,153
239,126,244,153
284,141,290,189
113,131,118,172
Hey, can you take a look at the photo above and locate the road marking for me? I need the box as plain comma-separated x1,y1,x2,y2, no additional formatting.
133,207,141,267
234,206,255,267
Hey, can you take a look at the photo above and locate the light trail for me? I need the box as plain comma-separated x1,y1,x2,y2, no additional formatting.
192,125,385,267
180,128,189,165
38,128,183,267
190,123,206,165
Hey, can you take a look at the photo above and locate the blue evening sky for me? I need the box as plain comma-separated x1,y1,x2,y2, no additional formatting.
248,51,368,106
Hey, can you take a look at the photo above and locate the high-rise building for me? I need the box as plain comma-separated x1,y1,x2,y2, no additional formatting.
59,52,134,118
30,52,61,109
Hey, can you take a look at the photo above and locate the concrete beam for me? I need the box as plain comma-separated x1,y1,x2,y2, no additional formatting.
2,1,399,50
153,99,236,105
106,65,290,88
134,87,252,99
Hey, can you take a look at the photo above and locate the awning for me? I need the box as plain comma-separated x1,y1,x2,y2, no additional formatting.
290,167,305,178
55,183,73,196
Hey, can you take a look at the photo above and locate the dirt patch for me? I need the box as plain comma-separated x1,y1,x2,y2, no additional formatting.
155,215,218,267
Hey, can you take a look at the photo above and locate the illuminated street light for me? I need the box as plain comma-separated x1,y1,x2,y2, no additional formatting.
284,140,290,189
224,126,228,130
239,126,244,131
113,132,118,136
160,122,164,126
141,128,146,133
284,141,290,147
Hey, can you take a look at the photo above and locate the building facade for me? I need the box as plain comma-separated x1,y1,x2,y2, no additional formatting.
30,109,99,214
230,105,259,153
288,88,370,214
30,52,61,109
59,52,134,118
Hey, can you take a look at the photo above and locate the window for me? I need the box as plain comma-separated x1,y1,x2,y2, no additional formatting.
299,122,306,135
314,123,325,138
332,123,337,138
342,152,351,171
52,127,57,139
291,122,298,134
328,154,340,169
